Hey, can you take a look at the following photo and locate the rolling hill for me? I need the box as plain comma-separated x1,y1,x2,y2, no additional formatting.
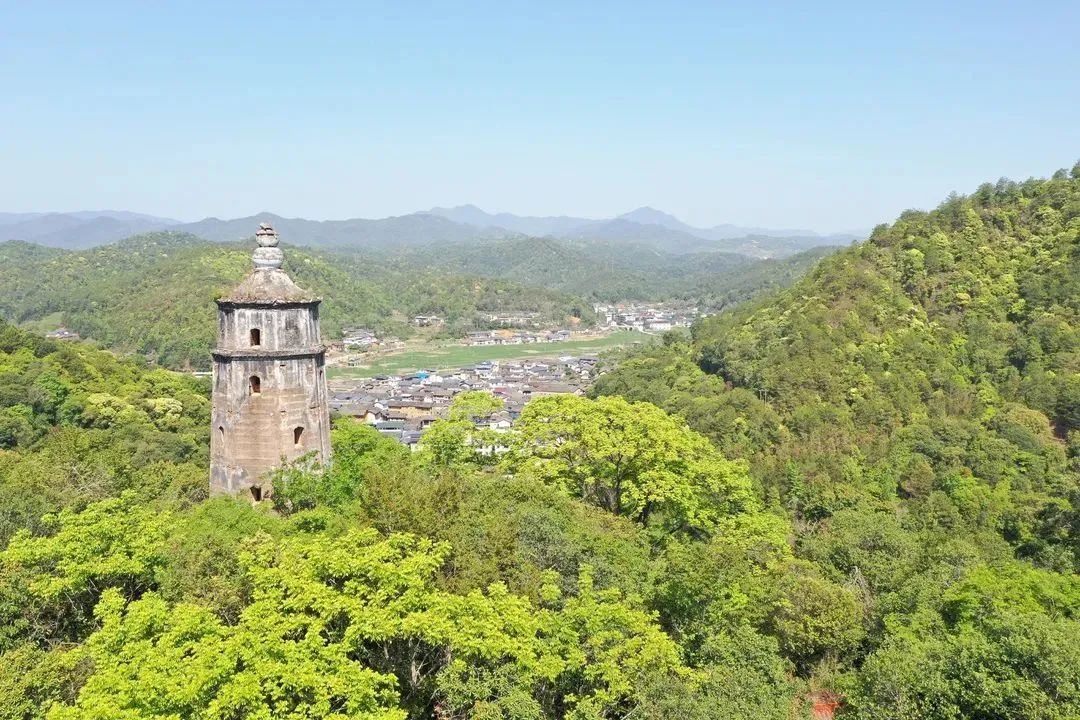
0,224,839,370
426,204,862,257
0,233,595,369
0,211,180,249
383,235,836,305
2,205,860,258
173,212,511,249
593,165,1080,715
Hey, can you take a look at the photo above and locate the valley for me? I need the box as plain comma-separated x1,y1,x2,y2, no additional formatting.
326,329,650,378
0,223,837,371
1,169,1076,720
4,4,1077,717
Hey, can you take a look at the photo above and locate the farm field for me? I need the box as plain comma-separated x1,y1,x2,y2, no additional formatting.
327,330,653,378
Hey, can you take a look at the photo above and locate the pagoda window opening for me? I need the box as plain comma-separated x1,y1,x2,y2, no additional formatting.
250,328,261,346
249,375,261,394
250,486,263,502
294,426,304,445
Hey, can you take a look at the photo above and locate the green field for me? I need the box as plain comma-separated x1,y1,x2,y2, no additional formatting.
328,331,653,378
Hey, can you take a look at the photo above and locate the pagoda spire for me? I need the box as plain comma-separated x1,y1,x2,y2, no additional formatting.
252,222,284,270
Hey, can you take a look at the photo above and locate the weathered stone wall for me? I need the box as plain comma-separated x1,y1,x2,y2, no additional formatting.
210,302,331,497
217,304,321,352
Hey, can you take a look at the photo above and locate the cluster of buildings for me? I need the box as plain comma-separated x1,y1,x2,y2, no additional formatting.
464,328,572,346
482,310,543,327
340,327,404,354
412,311,546,330
327,355,599,448
593,301,701,332
45,327,81,341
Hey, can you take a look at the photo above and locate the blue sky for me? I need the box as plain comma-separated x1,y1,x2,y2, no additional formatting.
1,1,1077,231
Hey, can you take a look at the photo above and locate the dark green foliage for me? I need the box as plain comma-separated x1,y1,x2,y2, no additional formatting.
0,168,1078,717
0,229,831,371
0,322,208,545
594,168,1080,716
845,563,1080,719
0,233,596,369
634,628,798,720
385,235,835,306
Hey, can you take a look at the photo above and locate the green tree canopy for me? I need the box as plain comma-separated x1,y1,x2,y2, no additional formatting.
504,394,761,536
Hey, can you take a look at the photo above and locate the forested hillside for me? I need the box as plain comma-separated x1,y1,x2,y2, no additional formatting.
0,231,833,371
0,323,209,545
593,167,1080,716
0,167,1076,720
378,236,835,306
0,233,594,369
0,322,804,718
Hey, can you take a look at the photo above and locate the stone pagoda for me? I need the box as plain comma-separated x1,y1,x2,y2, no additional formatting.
209,223,331,499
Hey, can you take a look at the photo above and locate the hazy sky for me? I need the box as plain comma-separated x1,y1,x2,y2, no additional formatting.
2,1,1077,231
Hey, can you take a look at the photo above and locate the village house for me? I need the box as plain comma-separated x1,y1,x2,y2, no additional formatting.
342,327,378,350
466,331,498,346
325,350,602,448
45,328,80,341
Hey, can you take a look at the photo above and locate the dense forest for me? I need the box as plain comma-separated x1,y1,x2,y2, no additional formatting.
382,237,835,306
0,166,1077,719
593,166,1080,716
0,234,595,369
0,323,801,719
0,232,831,371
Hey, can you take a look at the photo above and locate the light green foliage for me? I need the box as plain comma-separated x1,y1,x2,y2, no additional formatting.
272,420,409,514
417,391,504,469
0,493,170,649
447,390,504,422
593,168,1080,714
49,529,684,720
505,394,759,535
3,168,1080,718
3,495,167,602
0,234,596,370
51,587,405,720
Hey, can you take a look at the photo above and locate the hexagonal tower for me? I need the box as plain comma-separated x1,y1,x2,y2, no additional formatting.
210,223,331,498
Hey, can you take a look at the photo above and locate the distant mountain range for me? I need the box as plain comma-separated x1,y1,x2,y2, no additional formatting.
175,212,513,248
0,207,863,258
423,204,860,256
0,211,182,250
426,204,828,242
